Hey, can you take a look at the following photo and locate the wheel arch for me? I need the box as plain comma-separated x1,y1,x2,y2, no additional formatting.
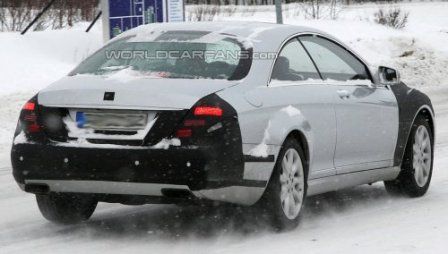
385,105,435,197
407,105,435,148
399,105,435,168
257,129,311,207
265,129,311,184
416,106,435,139
390,83,435,167
284,130,310,175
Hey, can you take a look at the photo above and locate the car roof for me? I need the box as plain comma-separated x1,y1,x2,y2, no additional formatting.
112,21,330,52
108,22,371,88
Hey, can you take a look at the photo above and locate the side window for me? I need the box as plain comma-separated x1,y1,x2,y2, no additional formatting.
300,35,370,82
271,38,321,82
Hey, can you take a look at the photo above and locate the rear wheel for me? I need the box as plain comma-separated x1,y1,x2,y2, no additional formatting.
385,115,433,197
36,193,97,224
258,138,307,231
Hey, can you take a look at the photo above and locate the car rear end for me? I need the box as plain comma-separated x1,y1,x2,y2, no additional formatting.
11,29,265,205
12,92,252,204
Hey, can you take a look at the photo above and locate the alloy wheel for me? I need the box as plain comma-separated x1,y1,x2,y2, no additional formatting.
280,148,305,220
413,125,432,187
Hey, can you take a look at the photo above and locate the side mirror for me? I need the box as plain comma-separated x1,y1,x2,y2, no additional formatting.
378,66,400,85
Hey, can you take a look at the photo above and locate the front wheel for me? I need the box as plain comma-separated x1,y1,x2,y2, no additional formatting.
36,193,97,224
257,138,307,231
385,115,434,197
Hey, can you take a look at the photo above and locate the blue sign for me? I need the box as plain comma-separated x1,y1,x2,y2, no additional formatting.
101,0,185,41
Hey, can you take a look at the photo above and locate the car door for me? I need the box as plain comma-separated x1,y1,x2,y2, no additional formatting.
267,37,338,179
299,35,399,174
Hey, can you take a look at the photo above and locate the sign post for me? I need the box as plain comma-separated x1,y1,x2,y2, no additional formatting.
101,0,185,42
275,0,283,24
166,0,185,22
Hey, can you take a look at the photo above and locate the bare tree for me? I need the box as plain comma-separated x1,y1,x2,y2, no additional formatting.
374,7,409,29
328,0,342,20
188,5,220,21
303,0,322,19
302,0,342,20
0,2,31,31
0,0,98,32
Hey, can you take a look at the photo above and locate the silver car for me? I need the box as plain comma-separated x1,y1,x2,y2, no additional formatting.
11,22,435,230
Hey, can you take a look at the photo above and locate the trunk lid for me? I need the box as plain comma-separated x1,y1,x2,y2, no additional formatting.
37,74,237,146
38,74,237,110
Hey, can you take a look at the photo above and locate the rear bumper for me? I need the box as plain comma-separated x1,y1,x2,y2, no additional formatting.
12,143,269,205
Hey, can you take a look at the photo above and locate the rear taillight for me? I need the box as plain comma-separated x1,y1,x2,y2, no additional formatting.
175,105,223,139
15,95,67,142
23,102,36,111
175,128,193,138
27,123,41,133
20,96,42,134
193,106,223,117
183,119,206,127
174,95,227,140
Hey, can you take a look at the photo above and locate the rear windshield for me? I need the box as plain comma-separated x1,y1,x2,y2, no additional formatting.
70,31,252,80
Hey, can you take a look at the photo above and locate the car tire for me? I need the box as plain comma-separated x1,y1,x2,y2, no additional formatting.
36,193,97,224
257,138,307,231
384,115,434,197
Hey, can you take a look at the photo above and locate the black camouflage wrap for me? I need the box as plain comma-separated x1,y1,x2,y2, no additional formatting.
390,82,434,167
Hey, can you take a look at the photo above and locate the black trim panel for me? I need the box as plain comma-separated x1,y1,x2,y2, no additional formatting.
390,82,434,166
12,142,264,190
12,143,208,190
243,155,275,162
12,143,263,190
205,180,267,188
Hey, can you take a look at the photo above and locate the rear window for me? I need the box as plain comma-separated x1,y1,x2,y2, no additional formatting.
70,31,252,80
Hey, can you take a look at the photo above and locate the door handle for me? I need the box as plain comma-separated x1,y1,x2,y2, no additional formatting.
337,90,351,99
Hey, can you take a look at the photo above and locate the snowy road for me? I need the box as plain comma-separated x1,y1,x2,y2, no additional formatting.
1,2,448,252
0,88,447,254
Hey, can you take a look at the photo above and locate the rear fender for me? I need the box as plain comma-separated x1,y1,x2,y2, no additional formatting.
241,105,313,204
246,105,313,161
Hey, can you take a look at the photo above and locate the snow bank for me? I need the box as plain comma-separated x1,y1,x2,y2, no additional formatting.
210,2,448,87
0,23,103,164
0,23,102,96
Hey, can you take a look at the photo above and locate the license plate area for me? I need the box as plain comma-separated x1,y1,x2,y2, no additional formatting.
76,110,149,131
65,109,158,141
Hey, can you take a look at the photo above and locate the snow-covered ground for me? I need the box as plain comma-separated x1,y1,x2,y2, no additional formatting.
1,2,448,253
